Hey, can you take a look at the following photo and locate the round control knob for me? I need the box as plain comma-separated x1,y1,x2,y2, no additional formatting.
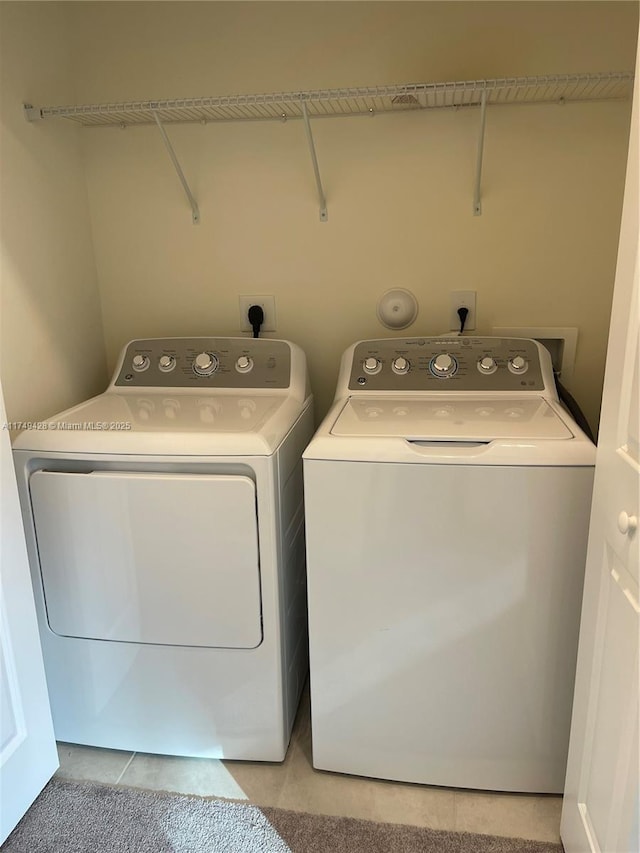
508,355,528,374
235,355,254,374
193,352,219,376
363,357,382,375
158,354,176,372
430,353,457,377
478,356,497,374
132,354,150,372
392,356,410,375
617,511,638,536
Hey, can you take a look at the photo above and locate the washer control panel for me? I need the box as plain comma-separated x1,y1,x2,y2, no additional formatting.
114,338,291,388
347,337,546,392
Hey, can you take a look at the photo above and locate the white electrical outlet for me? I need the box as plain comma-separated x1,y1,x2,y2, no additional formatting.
239,295,276,333
449,290,476,332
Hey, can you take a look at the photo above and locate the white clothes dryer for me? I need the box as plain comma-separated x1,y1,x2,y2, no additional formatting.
14,337,313,761
303,336,595,793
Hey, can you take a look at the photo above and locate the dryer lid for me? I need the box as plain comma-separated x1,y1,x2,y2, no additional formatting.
12,391,304,455
330,396,574,441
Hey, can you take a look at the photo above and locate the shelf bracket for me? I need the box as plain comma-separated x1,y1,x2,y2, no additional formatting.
473,90,488,216
23,104,43,122
153,112,200,224
301,101,328,222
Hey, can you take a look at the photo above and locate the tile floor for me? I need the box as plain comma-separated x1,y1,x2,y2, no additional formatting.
55,684,562,844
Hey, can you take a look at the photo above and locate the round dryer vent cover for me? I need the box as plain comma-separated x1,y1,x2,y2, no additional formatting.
376,288,418,330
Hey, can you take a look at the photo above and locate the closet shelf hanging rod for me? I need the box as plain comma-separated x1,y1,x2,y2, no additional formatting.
23,71,633,128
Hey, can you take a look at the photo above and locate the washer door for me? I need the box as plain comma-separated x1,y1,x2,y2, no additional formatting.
29,471,262,649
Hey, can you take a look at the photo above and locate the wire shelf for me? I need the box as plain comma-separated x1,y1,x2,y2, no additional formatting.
26,72,634,127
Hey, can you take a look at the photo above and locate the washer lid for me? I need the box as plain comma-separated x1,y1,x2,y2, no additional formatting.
330,396,574,441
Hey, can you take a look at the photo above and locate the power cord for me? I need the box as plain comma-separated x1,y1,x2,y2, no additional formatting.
457,306,469,335
248,304,264,339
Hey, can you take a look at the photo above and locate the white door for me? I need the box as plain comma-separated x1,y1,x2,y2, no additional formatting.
560,35,639,853
0,386,58,844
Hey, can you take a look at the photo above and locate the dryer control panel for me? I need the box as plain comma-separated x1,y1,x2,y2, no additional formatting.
347,337,548,392
113,337,292,389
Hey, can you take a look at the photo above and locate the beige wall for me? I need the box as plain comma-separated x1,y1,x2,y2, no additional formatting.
69,0,638,431
8,1,639,432
0,2,107,426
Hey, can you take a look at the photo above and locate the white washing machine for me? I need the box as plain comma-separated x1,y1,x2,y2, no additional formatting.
303,336,595,793
14,336,313,761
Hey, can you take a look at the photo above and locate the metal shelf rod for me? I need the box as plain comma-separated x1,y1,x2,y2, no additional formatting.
301,101,328,222
473,91,488,216
153,112,200,224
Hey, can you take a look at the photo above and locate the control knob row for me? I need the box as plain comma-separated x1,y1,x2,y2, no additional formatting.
194,352,255,376
362,356,413,376
132,352,256,376
358,353,529,379
477,355,528,374
132,354,176,372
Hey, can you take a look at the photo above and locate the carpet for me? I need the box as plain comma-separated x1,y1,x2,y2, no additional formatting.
2,778,563,853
